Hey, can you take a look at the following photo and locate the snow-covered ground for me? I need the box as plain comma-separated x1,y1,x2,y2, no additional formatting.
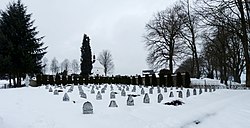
0,83,250,128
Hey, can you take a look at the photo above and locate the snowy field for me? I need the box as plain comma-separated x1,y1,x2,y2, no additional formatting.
0,84,250,128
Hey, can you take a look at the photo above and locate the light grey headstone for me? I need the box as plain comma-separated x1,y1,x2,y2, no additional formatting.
49,87,53,92
45,85,49,89
126,86,129,91
143,93,150,103
178,91,183,98
63,93,70,101
109,100,118,107
149,87,153,94
169,91,174,97
193,88,197,95
186,89,190,97
101,88,105,93
209,86,212,92
54,90,59,95
121,89,126,96
132,85,136,92
82,101,93,114
157,93,163,103
80,92,87,99
110,92,116,99
141,88,145,95
127,95,134,106
91,87,95,94
96,91,102,100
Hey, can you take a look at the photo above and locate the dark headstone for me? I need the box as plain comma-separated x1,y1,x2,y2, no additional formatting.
149,87,153,94
132,85,136,92
110,92,116,99
49,87,53,92
82,101,93,114
164,87,167,93
199,88,202,95
141,88,145,95
54,90,59,95
193,88,197,95
178,91,183,98
158,93,163,103
143,93,150,103
80,92,87,99
63,93,70,101
127,95,134,106
109,100,118,107
91,87,95,94
186,89,190,97
169,91,174,97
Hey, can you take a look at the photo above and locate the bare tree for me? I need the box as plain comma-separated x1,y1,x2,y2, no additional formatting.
71,59,79,74
50,57,59,74
98,50,114,76
42,57,48,74
144,4,186,73
61,59,71,73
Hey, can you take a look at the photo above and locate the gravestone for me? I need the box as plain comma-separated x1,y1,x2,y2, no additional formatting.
209,86,212,92
49,87,53,92
63,93,70,101
169,91,174,97
180,86,183,90
213,86,216,92
170,87,173,90
158,93,163,103
157,87,161,93
126,86,129,91
101,88,105,93
199,88,202,95
164,87,167,93
141,88,145,95
121,89,126,96
80,92,87,99
109,100,118,107
193,88,197,95
54,90,59,95
110,85,114,91
178,91,183,98
143,93,150,103
127,95,134,106
110,92,116,99
204,86,208,92
45,85,49,89
91,87,95,94
149,87,153,94
82,101,93,114
96,91,102,100
132,85,136,92
186,89,190,97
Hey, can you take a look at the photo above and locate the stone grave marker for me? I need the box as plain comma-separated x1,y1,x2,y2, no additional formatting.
199,88,202,95
109,100,118,107
141,88,145,95
193,88,197,95
169,91,174,97
143,93,150,103
127,95,134,106
149,87,153,94
110,92,116,99
91,87,95,94
209,86,212,92
186,89,190,97
126,86,129,91
178,91,183,98
157,87,161,93
121,89,126,96
96,91,102,100
158,93,163,103
63,93,70,101
45,85,49,89
204,86,208,92
80,92,87,99
49,87,53,92
132,85,136,92
82,101,93,114
101,88,105,93
54,90,59,95
164,87,167,93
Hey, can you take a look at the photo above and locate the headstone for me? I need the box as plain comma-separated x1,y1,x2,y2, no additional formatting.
121,89,126,96
180,86,183,90
91,87,95,94
82,101,93,114
149,87,153,94
186,89,190,97
170,87,173,90
193,88,197,95
110,85,114,91
63,93,70,101
45,85,49,89
204,86,208,92
127,95,134,106
157,87,161,93
54,90,59,95
109,100,118,107
212,86,216,92
80,92,87,99
169,91,174,97
49,87,53,92
164,87,167,93
199,88,202,95
178,91,183,98
126,86,129,91
158,93,163,103
209,86,212,92
101,88,105,93
96,91,102,100
132,85,136,92
110,92,116,99
143,93,150,103
141,88,145,95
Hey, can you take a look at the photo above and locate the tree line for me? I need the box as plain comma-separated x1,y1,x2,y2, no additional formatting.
144,0,249,86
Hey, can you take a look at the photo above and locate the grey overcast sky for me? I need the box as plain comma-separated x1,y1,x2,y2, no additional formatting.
0,0,177,75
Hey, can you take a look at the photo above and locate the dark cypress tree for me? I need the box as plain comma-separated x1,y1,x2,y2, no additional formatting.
151,74,157,87
0,0,47,86
80,34,94,77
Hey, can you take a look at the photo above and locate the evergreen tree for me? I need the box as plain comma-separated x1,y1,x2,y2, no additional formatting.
0,0,47,86
80,34,94,76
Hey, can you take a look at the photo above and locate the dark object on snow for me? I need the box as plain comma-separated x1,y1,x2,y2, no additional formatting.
164,100,184,106
127,94,140,97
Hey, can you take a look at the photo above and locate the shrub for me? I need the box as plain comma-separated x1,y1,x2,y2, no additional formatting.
144,74,150,86
176,72,183,87
137,75,142,85
151,74,157,87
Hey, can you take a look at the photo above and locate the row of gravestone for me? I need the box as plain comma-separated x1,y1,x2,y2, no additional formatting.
45,84,216,114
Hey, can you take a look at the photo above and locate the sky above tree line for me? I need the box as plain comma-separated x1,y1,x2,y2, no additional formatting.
0,0,177,75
